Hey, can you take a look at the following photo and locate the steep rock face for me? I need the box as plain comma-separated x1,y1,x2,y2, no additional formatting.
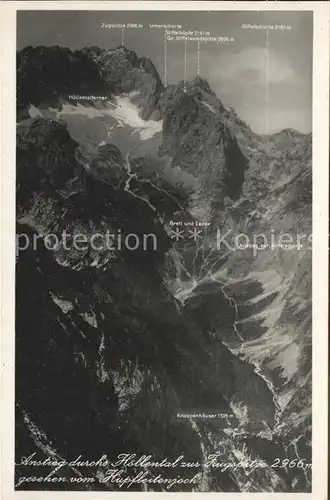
94,46,157,90
159,77,248,221
95,47,163,120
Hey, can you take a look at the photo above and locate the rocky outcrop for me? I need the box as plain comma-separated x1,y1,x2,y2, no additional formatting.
17,46,108,116
95,47,163,119
17,45,163,121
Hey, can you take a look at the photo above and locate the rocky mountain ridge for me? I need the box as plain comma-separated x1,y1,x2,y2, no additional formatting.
15,44,312,492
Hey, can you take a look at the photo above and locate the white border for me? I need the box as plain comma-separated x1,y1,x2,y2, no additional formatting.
1,2,329,500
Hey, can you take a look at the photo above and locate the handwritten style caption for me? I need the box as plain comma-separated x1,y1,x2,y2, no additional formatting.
16,452,312,489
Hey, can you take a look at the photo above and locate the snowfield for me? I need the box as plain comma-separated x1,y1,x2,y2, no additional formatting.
30,93,162,141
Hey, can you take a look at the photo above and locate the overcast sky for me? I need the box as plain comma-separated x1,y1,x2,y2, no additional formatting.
17,10,313,134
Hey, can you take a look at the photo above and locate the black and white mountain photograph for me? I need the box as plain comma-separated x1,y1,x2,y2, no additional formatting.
15,9,313,493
